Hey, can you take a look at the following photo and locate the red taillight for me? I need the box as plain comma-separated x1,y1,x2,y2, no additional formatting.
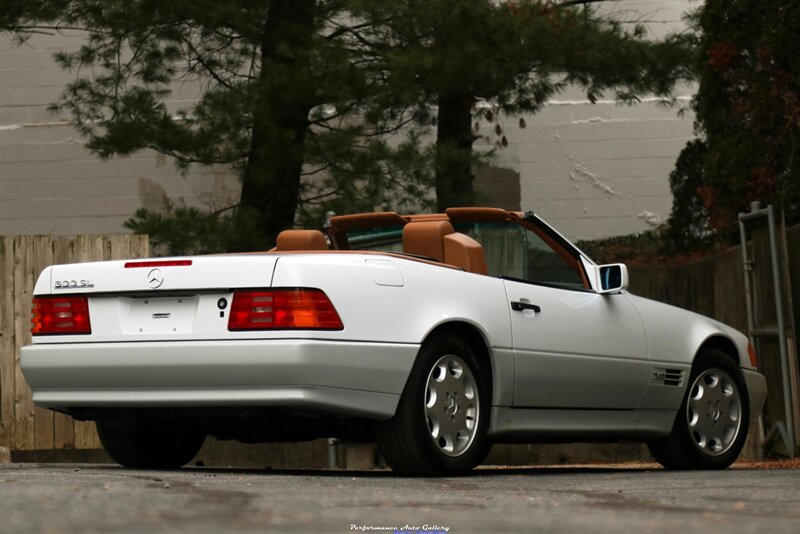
228,289,343,331
124,260,192,268
31,296,92,335
748,343,758,368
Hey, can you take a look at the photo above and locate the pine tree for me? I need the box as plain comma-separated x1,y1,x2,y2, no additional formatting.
2,0,425,252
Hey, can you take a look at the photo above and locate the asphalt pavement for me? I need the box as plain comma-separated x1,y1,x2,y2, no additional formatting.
1,463,798,533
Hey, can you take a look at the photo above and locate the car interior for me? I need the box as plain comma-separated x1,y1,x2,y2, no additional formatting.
271,207,587,286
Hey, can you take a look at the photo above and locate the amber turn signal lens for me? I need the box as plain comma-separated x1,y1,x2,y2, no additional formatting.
747,343,758,368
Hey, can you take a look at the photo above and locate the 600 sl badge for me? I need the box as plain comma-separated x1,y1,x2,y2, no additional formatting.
54,279,94,289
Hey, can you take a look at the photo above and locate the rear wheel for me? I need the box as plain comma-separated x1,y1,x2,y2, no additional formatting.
376,332,490,476
648,349,749,469
97,420,205,469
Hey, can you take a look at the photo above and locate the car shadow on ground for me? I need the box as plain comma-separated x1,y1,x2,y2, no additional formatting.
60,463,662,478
22,459,797,477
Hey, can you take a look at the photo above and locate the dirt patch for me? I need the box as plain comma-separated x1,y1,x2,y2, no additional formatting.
733,457,800,469
477,458,800,471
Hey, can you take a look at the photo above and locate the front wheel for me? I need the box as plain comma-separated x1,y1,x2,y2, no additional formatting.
648,349,749,469
376,332,490,476
97,420,205,469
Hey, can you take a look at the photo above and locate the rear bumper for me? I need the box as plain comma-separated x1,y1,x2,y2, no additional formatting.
21,339,419,419
742,368,768,418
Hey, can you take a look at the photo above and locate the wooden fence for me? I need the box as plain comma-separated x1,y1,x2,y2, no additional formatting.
628,244,748,332
631,224,800,338
0,235,149,453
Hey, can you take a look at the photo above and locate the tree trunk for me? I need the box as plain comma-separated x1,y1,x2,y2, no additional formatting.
435,92,476,211
236,0,317,251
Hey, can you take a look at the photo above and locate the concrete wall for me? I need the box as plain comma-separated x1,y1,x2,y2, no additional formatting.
474,0,696,241
0,31,240,236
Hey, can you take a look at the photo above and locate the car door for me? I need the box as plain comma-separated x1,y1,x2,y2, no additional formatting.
505,277,650,409
457,218,649,410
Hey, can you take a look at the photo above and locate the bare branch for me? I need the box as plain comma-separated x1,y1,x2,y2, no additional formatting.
300,189,339,202
181,36,232,89
555,0,620,8
7,24,99,34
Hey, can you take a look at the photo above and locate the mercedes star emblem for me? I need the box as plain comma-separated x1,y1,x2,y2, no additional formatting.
146,268,164,289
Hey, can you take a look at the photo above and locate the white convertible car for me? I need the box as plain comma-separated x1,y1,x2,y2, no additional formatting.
22,208,766,475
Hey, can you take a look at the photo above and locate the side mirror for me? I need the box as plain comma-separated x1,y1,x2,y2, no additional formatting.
597,263,629,294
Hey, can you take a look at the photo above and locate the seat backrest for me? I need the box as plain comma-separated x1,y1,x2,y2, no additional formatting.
443,232,489,275
402,221,455,261
274,229,329,251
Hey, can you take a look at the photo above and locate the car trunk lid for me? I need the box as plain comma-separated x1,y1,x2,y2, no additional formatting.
33,254,280,343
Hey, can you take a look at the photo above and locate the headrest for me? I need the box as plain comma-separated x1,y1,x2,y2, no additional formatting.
402,221,454,262
443,233,488,275
275,229,328,251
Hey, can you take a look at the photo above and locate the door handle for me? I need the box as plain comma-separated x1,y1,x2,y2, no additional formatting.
511,301,541,313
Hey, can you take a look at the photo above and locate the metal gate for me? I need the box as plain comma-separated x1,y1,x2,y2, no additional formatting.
739,203,799,457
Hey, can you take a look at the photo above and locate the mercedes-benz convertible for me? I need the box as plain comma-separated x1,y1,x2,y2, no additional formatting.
21,207,766,475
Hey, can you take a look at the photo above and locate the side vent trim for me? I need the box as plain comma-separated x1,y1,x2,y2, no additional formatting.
651,368,685,387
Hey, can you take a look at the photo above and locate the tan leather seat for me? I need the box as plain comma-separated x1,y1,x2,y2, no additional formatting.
402,221,454,261
443,233,489,275
274,229,329,251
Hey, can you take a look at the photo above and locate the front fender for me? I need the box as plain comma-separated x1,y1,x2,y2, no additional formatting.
625,293,749,368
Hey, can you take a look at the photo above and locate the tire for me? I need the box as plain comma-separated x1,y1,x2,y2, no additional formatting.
376,332,491,476
97,420,205,469
648,349,749,469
